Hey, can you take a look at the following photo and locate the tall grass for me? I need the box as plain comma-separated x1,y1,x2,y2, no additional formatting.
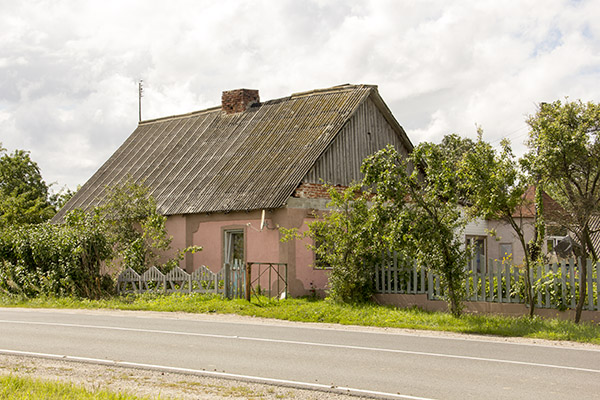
1,293,599,344
0,375,160,399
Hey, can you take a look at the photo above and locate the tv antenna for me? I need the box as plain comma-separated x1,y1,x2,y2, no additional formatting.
138,80,144,122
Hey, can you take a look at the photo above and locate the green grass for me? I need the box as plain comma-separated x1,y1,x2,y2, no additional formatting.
0,375,164,399
1,293,599,344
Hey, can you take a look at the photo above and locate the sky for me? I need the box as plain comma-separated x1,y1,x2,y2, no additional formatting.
1,0,599,191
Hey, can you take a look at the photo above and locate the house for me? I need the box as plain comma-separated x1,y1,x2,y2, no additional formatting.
55,84,414,296
463,186,565,271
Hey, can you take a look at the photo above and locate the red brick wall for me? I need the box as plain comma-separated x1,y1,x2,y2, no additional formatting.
293,183,348,199
221,89,260,114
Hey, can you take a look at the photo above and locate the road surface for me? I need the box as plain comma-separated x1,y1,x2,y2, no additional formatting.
0,307,598,399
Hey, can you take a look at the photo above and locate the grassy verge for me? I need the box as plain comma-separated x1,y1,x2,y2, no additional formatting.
1,293,599,344
0,374,163,399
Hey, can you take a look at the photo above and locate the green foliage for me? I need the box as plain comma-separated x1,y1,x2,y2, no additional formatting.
50,185,79,210
97,178,172,273
282,184,389,303
461,131,537,316
526,99,600,322
361,141,470,316
0,375,155,399
0,209,113,298
526,99,600,259
312,185,389,303
0,147,55,226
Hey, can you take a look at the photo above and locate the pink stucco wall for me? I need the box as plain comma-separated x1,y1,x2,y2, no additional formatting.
487,217,535,265
163,207,328,297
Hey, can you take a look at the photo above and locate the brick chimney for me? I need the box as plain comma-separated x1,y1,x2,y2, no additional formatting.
221,89,260,114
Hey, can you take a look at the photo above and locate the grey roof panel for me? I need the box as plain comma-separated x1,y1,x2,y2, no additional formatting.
54,84,377,218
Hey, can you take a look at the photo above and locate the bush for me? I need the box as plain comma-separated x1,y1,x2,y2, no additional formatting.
0,209,113,298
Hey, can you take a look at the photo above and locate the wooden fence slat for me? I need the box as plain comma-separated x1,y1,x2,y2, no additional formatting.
587,259,594,310
569,259,576,309
393,252,399,293
504,263,510,303
532,265,542,308
412,262,417,294
496,260,502,303
560,263,566,309
594,263,600,310
543,264,550,308
428,269,433,299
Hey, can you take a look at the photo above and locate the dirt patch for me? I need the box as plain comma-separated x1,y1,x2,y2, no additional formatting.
0,354,356,400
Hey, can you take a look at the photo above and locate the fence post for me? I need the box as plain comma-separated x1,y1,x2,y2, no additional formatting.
245,262,251,301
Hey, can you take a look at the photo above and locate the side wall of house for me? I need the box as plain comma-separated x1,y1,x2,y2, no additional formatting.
487,217,535,264
303,97,410,186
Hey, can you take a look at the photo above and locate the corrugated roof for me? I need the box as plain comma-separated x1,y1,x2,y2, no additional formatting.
55,84,378,218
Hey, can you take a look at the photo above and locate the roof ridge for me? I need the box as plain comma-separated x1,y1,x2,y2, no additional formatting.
137,84,376,126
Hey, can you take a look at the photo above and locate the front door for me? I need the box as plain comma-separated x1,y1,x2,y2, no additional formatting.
223,229,245,298
224,229,244,267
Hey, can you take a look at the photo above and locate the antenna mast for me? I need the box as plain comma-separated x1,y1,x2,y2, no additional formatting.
138,80,144,122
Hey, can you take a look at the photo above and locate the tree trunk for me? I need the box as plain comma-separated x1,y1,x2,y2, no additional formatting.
510,218,535,318
524,261,535,318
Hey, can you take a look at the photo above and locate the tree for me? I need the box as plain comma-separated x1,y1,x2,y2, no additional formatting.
362,139,471,317
311,185,392,303
461,133,537,317
526,99,600,323
0,147,55,226
97,178,172,273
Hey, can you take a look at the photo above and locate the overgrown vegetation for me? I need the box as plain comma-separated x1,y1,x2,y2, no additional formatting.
0,176,199,299
462,131,539,317
0,210,112,298
287,138,473,316
1,294,598,344
361,140,472,317
98,178,173,274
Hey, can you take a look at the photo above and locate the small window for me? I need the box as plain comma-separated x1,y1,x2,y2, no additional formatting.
466,236,487,272
313,237,332,269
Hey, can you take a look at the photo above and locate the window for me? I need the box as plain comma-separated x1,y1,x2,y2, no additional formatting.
466,236,487,273
313,236,332,269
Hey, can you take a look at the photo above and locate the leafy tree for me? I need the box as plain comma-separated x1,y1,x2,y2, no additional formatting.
362,140,471,317
0,146,55,226
50,186,79,210
97,178,172,273
525,99,600,323
304,184,391,303
461,133,537,317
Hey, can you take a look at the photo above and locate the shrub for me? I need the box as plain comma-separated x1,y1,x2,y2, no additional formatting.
0,209,113,298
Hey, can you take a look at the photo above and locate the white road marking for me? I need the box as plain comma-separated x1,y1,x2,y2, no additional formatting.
1,319,599,374
0,348,437,400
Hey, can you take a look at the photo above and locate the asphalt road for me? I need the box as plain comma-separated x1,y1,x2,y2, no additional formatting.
0,308,598,399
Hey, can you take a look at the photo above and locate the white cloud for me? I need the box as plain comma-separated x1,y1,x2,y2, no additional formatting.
0,0,599,189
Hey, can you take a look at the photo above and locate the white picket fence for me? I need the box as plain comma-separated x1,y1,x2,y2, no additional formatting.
375,256,600,311
117,260,246,299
